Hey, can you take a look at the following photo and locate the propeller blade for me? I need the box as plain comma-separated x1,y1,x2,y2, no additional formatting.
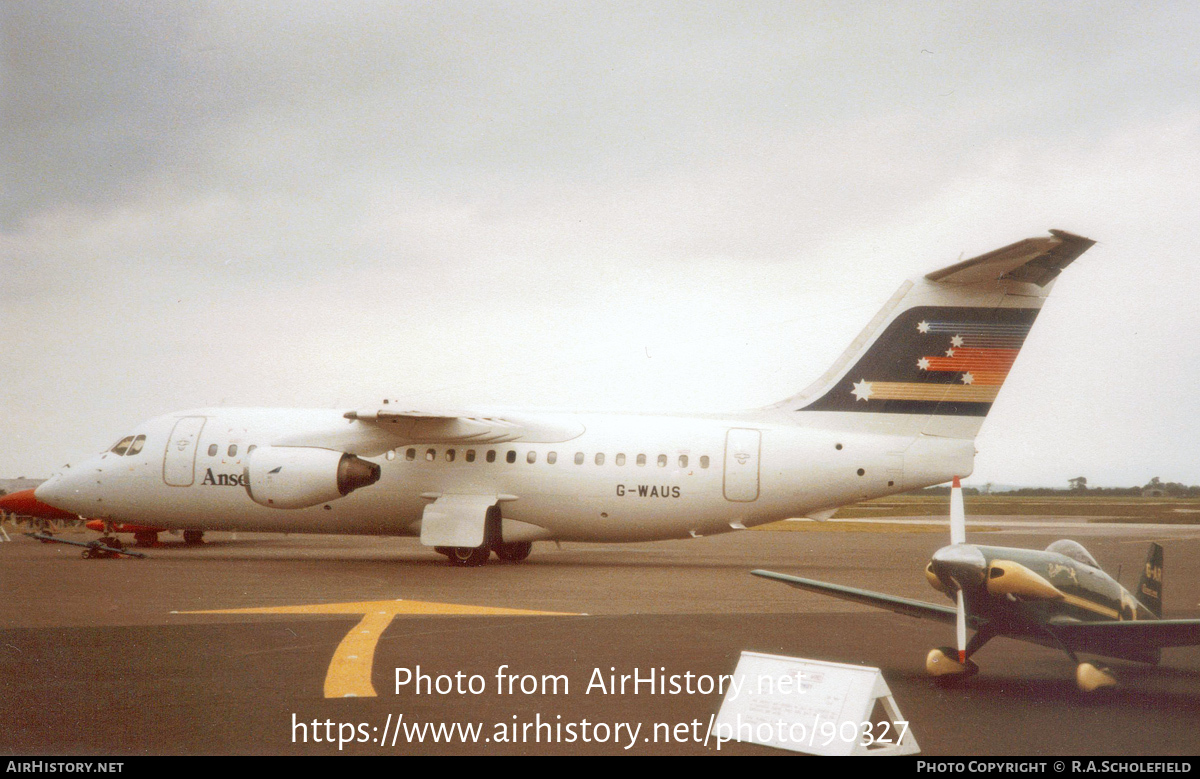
956,589,967,663
950,475,966,546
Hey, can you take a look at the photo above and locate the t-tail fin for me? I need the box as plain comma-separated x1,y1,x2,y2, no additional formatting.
768,229,1095,440
1137,542,1164,619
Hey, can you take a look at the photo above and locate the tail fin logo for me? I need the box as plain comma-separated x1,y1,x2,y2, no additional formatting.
802,306,1039,417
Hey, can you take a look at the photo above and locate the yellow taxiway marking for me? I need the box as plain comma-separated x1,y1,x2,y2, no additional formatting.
183,599,577,698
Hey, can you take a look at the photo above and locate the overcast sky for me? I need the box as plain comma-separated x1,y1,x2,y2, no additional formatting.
3,2,1199,487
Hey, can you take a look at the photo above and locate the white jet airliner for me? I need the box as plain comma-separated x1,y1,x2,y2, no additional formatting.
35,230,1094,566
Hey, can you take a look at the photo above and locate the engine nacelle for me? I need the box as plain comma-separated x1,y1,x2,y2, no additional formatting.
243,446,381,509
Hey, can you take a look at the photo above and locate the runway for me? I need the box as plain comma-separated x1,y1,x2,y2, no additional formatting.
4,519,1200,755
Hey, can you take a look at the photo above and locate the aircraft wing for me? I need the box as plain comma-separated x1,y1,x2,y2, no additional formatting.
752,570,984,628
269,407,586,456
342,408,585,444
1047,618,1200,650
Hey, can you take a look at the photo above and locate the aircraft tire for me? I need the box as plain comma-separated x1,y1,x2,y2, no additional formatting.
183,530,204,546
495,541,532,562
448,546,489,567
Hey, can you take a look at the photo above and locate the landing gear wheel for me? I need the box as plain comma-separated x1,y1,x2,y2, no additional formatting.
183,530,204,546
495,541,532,562
926,647,979,679
134,531,158,547
448,546,490,567
81,549,93,559
1076,662,1117,692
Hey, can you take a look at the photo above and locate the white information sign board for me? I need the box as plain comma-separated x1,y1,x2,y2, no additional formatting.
713,651,919,756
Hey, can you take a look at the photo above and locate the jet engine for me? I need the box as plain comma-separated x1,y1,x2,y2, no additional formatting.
243,446,381,509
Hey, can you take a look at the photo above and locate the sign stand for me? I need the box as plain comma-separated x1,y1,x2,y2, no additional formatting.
713,651,919,756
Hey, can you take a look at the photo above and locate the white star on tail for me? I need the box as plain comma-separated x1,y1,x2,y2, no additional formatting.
951,335,964,347
962,372,974,385
917,320,930,334
917,357,930,370
851,380,874,401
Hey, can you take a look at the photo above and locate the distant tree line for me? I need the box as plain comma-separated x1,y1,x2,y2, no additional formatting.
913,476,1200,497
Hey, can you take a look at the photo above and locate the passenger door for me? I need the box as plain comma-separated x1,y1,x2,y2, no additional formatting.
723,428,761,502
163,416,206,487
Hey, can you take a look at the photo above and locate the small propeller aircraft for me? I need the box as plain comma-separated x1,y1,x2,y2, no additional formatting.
753,478,1200,691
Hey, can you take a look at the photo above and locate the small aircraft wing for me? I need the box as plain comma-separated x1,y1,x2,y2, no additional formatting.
1047,618,1200,650
752,570,983,628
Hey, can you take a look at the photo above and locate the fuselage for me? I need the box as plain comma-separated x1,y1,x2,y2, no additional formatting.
928,542,1161,662
35,406,969,544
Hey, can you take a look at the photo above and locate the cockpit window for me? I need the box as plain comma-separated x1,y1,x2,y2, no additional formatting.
1045,539,1100,569
126,435,146,456
110,436,135,455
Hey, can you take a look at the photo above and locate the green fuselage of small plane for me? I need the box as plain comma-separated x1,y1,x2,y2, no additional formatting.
928,544,1160,664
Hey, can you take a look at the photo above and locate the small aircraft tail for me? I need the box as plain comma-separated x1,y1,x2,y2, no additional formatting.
1136,542,1164,619
766,230,1095,441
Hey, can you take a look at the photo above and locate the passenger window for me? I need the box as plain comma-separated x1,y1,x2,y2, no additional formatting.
595,453,605,465
506,450,517,464
700,456,710,468
679,455,688,468
466,450,476,463
574,452,584,465
386,449,396,461
228,444,238,457
657,454,667,467
425,449,436,461
446,449,456,462
208,444,218,457
636,454,646,466
248,445,257,454
527,451,537,464
127,435,146,456
486,450,496,463
110,436,134,455
547,451,557,465
406,448,416,461
616,453,626,466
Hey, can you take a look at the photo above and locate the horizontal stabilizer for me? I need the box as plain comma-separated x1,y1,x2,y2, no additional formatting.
925,229,1095,287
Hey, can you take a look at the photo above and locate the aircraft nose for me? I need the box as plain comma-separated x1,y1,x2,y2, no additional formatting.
1,487,79,519
929,544,987,590
34,473,89,516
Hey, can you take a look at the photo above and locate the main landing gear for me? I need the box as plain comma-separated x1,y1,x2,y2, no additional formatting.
434,540,534,567
134,531,159,548
926,625,1118,692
